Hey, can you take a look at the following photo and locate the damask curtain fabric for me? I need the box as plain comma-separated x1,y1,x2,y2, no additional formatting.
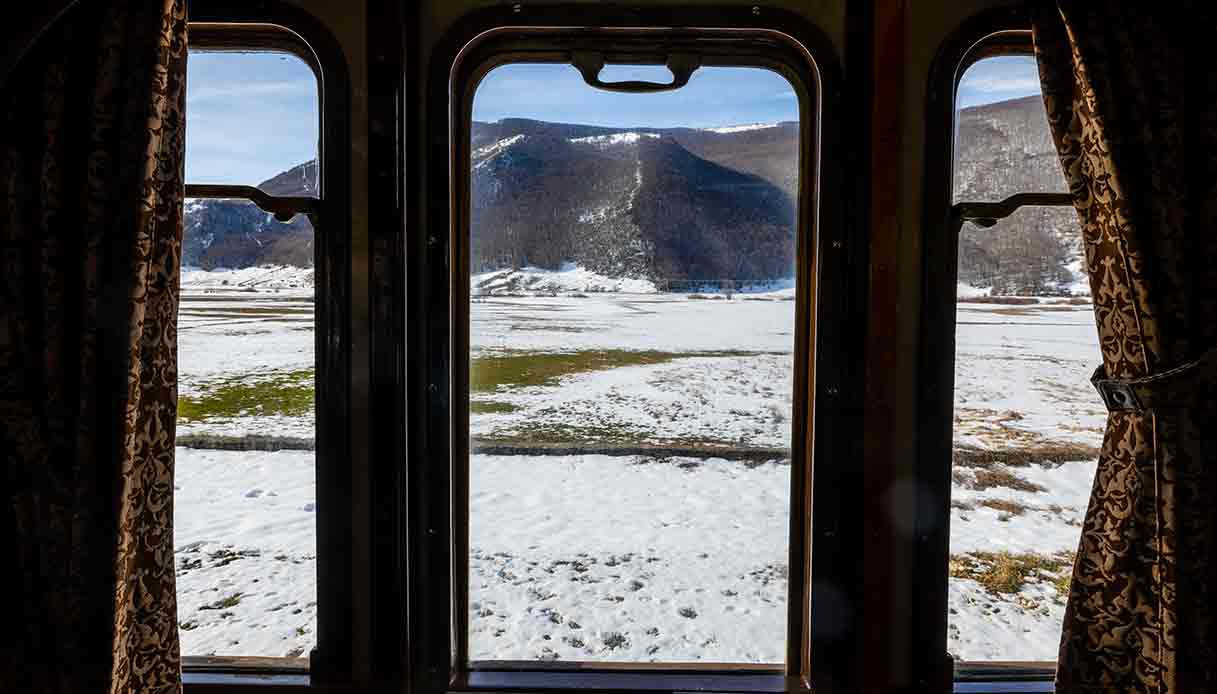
0,1,188,692
1033,3,1217,693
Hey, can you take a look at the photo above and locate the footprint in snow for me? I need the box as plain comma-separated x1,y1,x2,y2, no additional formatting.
245,489,264,498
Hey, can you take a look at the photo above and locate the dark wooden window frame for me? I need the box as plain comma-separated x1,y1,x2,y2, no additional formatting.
180,1,354,687
454,37,817,680
410,6,860,694
915,7,1074,693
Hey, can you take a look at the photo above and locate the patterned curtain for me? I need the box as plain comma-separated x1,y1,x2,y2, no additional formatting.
0,0,187,692
1033,4,1217,693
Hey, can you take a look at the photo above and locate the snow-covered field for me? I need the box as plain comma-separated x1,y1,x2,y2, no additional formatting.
174,268,1102,665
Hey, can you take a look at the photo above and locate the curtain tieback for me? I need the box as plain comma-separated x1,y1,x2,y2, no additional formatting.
1091,346,1217,412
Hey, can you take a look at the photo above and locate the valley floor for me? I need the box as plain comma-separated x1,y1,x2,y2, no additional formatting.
174,275,1102,664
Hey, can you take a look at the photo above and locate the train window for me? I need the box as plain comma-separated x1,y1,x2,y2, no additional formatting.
411,13,853,691
952,55,1068,204
464,62,802,667
177,46,319,662
947,54,1099,665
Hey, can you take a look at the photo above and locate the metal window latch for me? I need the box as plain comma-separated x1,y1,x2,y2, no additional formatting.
571,51,700,93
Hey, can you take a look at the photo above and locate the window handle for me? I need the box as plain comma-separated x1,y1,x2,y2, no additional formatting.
571,51,700,93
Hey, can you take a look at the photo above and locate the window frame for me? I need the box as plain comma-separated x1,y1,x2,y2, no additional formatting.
915,7,1076,690
180,1,353,684
455,40,815,678
412,6,858,694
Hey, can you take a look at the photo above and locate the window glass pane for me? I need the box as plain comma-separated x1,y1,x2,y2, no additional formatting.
468,63,801,666
177,48,318,659
954,56,1067,203
186,50,319,195
950,119,1101,664
950,56,1101,663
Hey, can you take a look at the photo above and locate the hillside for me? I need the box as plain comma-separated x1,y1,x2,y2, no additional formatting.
182,96,1082,294
470,131,794,281
182,160,315,269
954,95,1079,295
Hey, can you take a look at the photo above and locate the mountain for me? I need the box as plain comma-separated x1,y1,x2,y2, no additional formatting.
182,164,315,270
953,95,1079,295
181,97,1081,295
472,119,801,200
469,130,795,281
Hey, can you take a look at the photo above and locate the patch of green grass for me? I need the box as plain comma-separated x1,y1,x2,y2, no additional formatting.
469,349,771,393
469,400,520,415
949,551,1074,596
178,369,314,422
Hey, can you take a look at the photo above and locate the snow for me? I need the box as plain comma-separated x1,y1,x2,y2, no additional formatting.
1065,258,1091,296
469,454,789,663
953,301,1104,450
175,284,1103,664
703,123,780,134
175,448,316,657
950,461,1092,555
181,265,315,291
474,353,792,449
570,132,659,148
957,282,991,299
473,264,657,295
474,133,526,163
177,292,312,392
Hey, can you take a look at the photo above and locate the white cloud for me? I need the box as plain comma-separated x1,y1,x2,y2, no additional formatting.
187,81,310,104
961,75,1042,94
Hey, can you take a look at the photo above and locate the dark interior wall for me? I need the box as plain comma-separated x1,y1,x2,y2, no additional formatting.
868,1,1027,689
0,0,1037,689
278,0,374,680
279,0,1030,688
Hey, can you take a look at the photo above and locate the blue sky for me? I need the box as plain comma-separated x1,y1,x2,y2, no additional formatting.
472,64,799,128
186,51,319,185
185,54,1041,184
956,55,1041,109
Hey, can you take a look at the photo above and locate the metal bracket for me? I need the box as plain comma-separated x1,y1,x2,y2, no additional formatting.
184,184,320,222
953,192,1074,228
570,51,700,93
1091,366,1144,412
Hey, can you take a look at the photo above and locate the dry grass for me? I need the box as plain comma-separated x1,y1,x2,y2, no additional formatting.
199,593,244,610
954,442,1100,469
970,469,1046,493
469,400,519,415
977,498,1031,516
959,296,1039,305
949,551,1074,596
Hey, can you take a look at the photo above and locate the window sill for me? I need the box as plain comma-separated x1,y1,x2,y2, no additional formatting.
955,683,1053,693
182,656,318,692
181,672,390,693
183,671,310,691
954,660,1055,693
451,671,808,694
